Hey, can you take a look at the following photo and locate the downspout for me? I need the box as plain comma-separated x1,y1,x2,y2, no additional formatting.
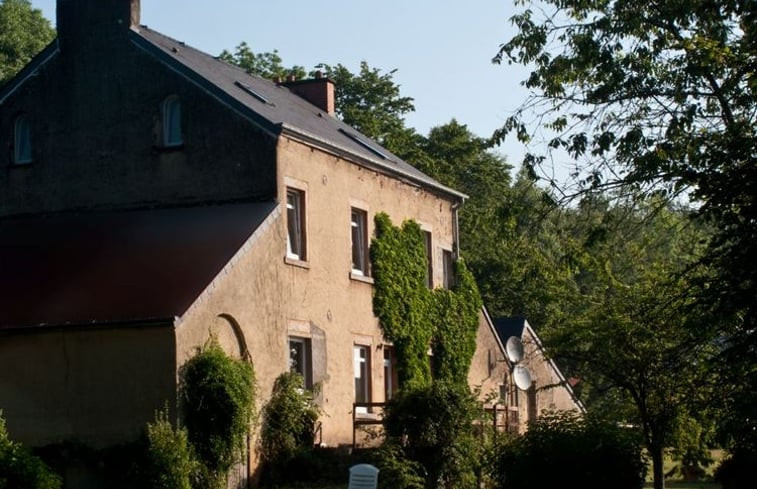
452,198,464,259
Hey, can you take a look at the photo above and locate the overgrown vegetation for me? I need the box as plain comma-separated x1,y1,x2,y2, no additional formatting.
370,212,482,388
258,372,320,485
179,339,256,489
490,411,646,489
143,408,197,489
384,382,483,489
0,411,61,489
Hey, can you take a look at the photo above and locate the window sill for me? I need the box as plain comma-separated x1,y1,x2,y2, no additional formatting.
285,256,310,269
349,272,374,284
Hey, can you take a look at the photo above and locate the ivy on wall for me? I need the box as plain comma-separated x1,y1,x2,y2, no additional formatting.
370,212,483,389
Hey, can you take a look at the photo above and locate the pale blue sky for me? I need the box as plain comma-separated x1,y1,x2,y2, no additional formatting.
31,0,531,166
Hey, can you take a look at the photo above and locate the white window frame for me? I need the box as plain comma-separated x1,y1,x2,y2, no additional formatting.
286,188,306,261
354,344,371,413
162,95,183,147
13,116,32,165
351,207,369,276
289,336,313,389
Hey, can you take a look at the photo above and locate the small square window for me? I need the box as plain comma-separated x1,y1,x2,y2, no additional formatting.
351,208,369,276
287,188,306,261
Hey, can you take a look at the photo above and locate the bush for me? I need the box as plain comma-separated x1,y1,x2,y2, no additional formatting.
384,382,481,489
373,441,425,489
180,339,256,488
259,372,320,485
0,411,61,489
143,409,198,489
489,411,645,489
714,449,757,489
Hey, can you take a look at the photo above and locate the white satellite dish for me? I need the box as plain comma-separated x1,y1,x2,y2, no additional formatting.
505,336,524,364
513,365,533,391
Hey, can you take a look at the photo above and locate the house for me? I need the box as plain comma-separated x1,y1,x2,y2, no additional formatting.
0,0,582,483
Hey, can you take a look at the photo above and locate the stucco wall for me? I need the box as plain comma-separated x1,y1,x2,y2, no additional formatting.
0,323,176,448
175,135,461,450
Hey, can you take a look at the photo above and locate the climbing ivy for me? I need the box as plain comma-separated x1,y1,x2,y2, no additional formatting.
370,213,482,389
180,339,256,489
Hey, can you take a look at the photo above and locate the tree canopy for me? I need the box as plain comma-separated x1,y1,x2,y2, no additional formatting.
497,0,756,478
0,0,55,86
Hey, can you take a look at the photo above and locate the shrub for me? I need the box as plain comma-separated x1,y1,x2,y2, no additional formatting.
0,411,61,489
373,441,425,489
384,382,481,489
714,449,757,489
259,372,320,485
489,411,646,489
143,409,198,489
180,339,255,488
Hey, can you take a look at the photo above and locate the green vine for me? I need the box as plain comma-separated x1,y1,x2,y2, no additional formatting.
179,338,256,488
370,213,482,389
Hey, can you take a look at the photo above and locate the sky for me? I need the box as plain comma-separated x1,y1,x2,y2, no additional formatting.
31,0,532,166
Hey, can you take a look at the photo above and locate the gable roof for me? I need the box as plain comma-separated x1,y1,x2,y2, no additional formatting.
491,316,586,412
130,27,466,201
0,202,277,329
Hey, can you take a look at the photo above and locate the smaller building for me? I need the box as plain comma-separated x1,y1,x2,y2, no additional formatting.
469,314,584,434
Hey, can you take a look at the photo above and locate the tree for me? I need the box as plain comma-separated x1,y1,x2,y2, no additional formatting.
0,0,55,85
219,42,306,81
543,198,719,489
314,62,416,149
497,0,756,467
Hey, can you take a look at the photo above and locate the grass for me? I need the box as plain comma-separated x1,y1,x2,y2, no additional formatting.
642,449,725,489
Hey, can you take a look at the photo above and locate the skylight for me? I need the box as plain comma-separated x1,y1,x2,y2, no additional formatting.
338,128,389,160
234,81,272,105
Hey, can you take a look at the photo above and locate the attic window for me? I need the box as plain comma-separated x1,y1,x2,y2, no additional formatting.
13,116,32,165
338,128,388,160
234,81,271,105
161,95,183,147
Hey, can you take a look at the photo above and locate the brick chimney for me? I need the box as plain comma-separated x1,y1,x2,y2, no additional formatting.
281,71,335,116
57,0,141,52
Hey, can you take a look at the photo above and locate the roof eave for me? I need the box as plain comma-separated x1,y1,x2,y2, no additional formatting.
279,123,468,202
0,39,60,106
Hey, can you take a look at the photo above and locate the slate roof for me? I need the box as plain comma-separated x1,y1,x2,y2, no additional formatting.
131,26,466,201
0,202,277,329
492,316,527,342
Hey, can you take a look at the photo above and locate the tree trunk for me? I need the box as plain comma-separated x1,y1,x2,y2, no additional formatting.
651,443,665,489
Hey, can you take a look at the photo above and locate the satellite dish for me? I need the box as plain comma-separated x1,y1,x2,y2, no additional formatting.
505,336,524,363
513,365,532,391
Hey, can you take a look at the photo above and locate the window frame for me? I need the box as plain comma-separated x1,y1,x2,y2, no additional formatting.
13,115,32,165
286,187,307,261
350,207,369,276
354,344,372,413
442,249,455,289
288,336,313,390
161,95,183,147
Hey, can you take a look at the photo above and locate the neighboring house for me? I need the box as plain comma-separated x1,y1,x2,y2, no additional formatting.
0,0,581,483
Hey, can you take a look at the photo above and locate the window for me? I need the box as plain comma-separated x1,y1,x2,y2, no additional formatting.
354,345,371,412
13,116,32,165
383,347,399,401
162,95,183,146
351,208,369,275
286,188,306,260
289,337,313,389
442,249,455,289
423,231,433,288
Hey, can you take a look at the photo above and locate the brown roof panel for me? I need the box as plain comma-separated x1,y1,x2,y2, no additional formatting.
0,202,276,329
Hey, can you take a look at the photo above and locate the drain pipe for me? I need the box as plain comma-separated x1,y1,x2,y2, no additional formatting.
452,198,464,260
